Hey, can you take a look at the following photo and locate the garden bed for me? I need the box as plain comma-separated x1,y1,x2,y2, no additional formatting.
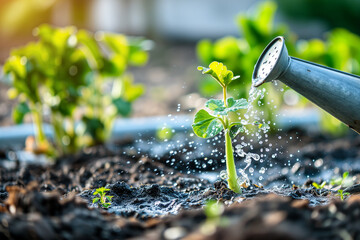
1,129,360,239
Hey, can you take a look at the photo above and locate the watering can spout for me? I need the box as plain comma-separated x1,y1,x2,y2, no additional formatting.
252,36,360,134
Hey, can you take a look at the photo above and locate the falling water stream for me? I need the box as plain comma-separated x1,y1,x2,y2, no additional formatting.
219,85,270,186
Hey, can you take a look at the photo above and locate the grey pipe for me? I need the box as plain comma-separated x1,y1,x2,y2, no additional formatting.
253,36,360,134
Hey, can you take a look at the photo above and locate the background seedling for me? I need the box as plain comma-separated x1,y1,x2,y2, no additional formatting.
330,171,353,188
92,187,113,208
4,25,148,156
336,189,350,201
312,181,326,189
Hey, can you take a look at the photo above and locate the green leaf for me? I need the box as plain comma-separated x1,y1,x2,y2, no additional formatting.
102,203,111,208
129,50,148,66
92,197,100,203
112,97,132,117
192,109,223,138
312,182,320,189
320,181,326,188
205,99,225,112
83,117,105,140
205,98,248,115
197,61,239,87
106,196,113,202
330,178,342,186
12,102,30,124
226,97,248,112
3,56,26,80
229,124,244,139
343,171,349,180
77,29,103,68
122,76,145,102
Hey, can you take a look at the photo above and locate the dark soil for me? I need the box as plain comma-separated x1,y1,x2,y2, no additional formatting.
1,131,360,239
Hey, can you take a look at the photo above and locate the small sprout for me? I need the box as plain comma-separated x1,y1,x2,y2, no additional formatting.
336,189,350,201
92,187,113,208
312,181,326,189
330,171,352,187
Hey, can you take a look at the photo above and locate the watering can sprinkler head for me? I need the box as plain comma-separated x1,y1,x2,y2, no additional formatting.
252,36,290,87
252,36,360,134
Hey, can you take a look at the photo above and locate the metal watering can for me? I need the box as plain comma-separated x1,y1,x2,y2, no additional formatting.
252,36,360,134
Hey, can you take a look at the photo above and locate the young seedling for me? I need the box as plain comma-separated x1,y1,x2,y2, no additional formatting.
192,61,252,193
336,189,350,201
330,171,351,187
312,181,326,189
92,187,113,208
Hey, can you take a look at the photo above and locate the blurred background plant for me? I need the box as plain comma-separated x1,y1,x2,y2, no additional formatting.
196,1,360,136
1,0,360,146
4,25,148,156
274,0,360,36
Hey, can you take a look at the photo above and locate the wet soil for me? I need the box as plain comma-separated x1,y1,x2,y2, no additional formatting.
1,131,360,239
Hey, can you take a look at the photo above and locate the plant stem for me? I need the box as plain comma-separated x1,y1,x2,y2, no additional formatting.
51,113,64,154
223,87,227,107
31,103,47,147
225,129,241,193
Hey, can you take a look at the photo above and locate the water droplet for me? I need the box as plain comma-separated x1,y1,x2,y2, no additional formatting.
220,170,228,180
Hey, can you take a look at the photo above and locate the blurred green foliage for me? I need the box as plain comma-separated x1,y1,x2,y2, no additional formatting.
275,0,360,36
196,1,360,136
197,2,292,129
4,25,149,156
156,127,174,142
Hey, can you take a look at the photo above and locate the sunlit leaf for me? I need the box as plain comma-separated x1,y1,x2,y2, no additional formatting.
129,50,148,66
197,61,239,87
122,76,145,102
101,33,129,58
